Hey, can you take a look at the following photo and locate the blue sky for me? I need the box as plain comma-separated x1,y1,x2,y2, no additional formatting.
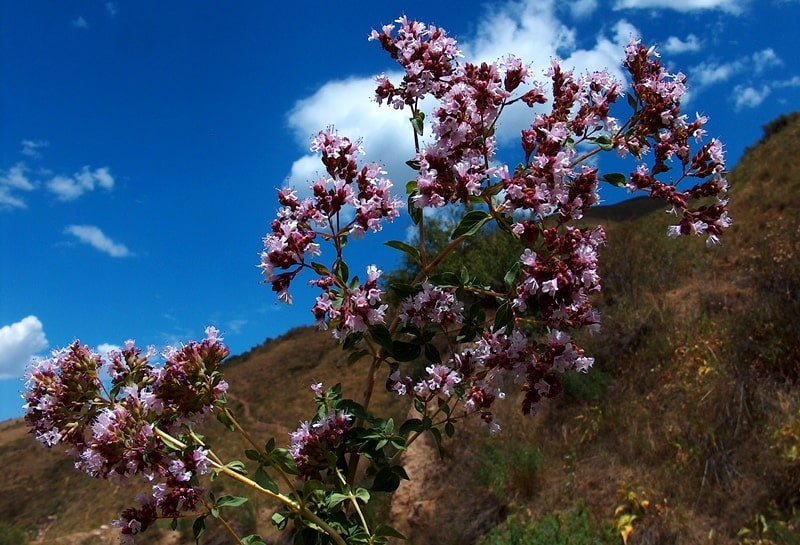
2,0,798,421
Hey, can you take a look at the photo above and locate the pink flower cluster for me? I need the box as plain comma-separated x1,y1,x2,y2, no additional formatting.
513,225,605,332
398,281,464,331
23,327,229,541
311,265,389,339
289,408,352,479
620,40,731,246
259,128,403,304
503,62,621,222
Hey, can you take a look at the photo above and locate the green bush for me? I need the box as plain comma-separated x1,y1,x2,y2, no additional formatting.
478,506,617,545
476,440,544,499
0,522,27,545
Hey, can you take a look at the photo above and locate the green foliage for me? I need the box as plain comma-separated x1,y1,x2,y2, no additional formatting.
478,506,617,545
384,213,522,303
0,522,27,545
476,439,544,498
561,368,614,402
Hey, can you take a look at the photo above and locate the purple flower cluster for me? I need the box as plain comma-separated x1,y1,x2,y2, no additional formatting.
367,18,731,429
398,281,464,331
23,327,228,541
289,407,352,480
620,39,731,246
259,128,403,304
513,225,605,332
311,265,389,339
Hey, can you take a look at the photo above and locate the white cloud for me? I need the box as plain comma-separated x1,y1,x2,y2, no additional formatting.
106,2,118,17
72,16,89,29
0,163,36,209
0,316,48,379
47,165,114,201
774,76,800,89
285,76,415,192
690,49,785,90
20,140,49,159
731,76,800,110
568,0,599,18
752,48,782,72
64,225,133,257
733,85,771,110
662,34,702,54
613,0,749,14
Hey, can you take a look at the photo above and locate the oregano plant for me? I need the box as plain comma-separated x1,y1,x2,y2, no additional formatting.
23,16,730,545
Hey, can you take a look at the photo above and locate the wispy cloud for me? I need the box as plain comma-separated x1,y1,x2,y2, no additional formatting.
106,2,118,18
613,0,749,14
662,34,702,55
64,225,133,257
0,163,36,209
567,0,599,18
72,16,89,29
20,140,49,159
47,166,114,201
733,76,800,110
688,48,794,108
691,48,785,88
0,316,48,379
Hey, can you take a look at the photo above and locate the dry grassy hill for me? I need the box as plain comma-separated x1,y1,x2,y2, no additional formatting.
1,112,798,545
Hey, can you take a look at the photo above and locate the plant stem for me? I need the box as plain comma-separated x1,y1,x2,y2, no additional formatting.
154,428,347,545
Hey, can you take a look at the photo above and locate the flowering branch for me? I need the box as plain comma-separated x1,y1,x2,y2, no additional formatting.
23,14,730,545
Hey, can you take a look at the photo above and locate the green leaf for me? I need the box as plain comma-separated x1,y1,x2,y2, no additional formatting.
399,418,425,436
385,240,421,264
627,92,638,110
408,194,422,225
241,535,267,545
593,135,614,151
428,271,462,288
430,427,445,458
369,324,395,353
334,260,349,283
602,172,628,188
493,301,514,332
451,210,492,239
504,261,521,289
217,409,236,431
255,465,279,494
192,516,207,542
245,449,262,462
410,111,425,136
225,460,248,475
345,348,370,366
405,159,421,171
354,487,370,503
302,479,325,499
392,341,421,362
424,343,441,364
216,495,249,508
310,262,330,276
372,466,402,492
327,493,350,509
445,421,455,438
389,282,418,300
171,517,178,531
374,524,408,540
271,511,288,530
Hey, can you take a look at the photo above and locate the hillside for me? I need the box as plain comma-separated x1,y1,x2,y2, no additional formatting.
1,112,799,545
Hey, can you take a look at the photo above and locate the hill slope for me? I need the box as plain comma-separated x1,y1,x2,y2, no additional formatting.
1,112,799,545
